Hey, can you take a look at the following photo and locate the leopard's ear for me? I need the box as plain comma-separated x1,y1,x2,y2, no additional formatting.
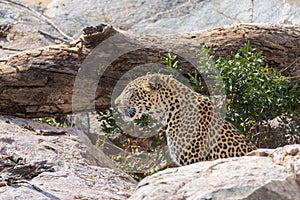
142,74,163,92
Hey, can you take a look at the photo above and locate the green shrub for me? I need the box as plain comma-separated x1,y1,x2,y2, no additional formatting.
163,42,299,136
35,117,68,128
214,42,299,134
97,108,123,135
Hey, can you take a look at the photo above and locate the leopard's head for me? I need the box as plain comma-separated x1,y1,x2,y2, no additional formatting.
114,74,169,124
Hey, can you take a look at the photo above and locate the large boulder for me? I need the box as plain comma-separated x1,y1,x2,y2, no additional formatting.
0,116,137,199
2,0,300,58
129,145,300,200
45,0,300,36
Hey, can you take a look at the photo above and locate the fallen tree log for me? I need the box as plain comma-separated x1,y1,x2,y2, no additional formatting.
0,23,299,118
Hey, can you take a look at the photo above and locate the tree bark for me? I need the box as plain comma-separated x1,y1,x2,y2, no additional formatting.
0,23,299,118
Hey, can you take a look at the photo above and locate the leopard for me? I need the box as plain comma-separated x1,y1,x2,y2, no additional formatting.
114,73,257,166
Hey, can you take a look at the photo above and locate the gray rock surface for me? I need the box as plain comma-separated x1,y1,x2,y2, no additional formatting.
45,0,300,37
0,0,67,58
1,116,299,199
129,145,300,200
0,116,137,200
2,0,300,58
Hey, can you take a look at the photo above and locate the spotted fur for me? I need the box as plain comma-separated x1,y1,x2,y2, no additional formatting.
115,74,257,166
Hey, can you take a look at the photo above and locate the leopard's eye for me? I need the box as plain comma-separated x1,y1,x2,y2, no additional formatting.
125,107,136,118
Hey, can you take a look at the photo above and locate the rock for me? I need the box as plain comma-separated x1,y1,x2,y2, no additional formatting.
129,145,300,200
68,112,105,145
250,145,300,179
2,0,300,58
0,0,72,58
0,116,137,200
22,0,52,6
45,0,300,36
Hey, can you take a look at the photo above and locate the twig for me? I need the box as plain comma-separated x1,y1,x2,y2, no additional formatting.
38,30,70,43
289,75,300,79
0,45,24,51
250,0,254,23
3,0,75,43
3,180,43,192
282,57,299,72
36,129,67,136
212,8,241,23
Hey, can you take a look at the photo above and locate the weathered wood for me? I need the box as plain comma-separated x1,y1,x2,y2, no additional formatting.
0,23,299,118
